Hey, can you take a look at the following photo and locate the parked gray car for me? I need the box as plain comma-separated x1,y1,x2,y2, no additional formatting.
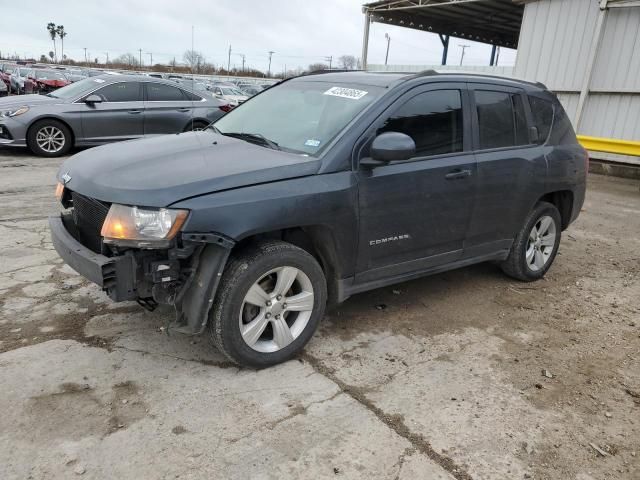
9,67,34,94
0,75,231,157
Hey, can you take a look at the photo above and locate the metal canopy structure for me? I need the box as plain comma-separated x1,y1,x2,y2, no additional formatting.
361,0,525,68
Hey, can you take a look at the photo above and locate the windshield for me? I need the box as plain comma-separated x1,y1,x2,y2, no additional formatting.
19,68,32,77
214,80,383,156
47,77,106,99
221,87,245,96
37,71,66,80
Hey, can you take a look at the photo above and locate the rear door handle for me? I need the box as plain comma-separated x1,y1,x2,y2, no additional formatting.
128,109,142,114
177,108,191,112
445,169,472,180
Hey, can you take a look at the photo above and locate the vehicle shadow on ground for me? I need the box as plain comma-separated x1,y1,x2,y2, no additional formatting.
324,261,523,341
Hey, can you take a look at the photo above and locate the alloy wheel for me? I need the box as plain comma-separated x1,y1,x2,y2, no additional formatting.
525,215,557,272
36,126,66,153
239,266,315,353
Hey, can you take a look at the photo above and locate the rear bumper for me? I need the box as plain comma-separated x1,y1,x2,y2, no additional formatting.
49,214,137,301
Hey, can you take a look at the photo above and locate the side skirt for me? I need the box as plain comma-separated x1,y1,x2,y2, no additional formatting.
336,250,510,303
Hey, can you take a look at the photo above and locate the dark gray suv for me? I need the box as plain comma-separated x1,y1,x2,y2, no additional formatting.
50,71,587,368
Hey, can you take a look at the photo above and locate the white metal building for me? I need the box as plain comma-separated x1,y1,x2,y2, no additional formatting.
514,0,640,164
361,0,640,165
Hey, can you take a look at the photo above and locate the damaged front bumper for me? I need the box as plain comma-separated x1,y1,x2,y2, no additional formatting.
49,214,234,335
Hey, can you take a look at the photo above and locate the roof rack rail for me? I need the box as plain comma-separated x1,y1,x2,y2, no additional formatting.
304,69,365,76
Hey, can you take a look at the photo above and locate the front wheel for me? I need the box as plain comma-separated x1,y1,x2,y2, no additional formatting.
209,240,327,368
27,119,73,157
501,201,562,281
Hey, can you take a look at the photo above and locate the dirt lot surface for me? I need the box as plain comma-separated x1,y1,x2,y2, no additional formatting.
0,147,638,480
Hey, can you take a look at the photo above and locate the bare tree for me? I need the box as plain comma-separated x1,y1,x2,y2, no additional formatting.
338,55,357,70
46,23,57,62
183,50,204,73
113,53,139,67
308,63,328,72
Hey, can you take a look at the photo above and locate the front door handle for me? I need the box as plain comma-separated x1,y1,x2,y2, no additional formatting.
128,109,142,114
177,108,191,112
445,169,472,180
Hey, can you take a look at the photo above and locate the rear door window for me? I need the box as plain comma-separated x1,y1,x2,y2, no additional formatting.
528,96,554,144
146,83,187,101
378,89,464,158
92,82,142,102
475,90,530,149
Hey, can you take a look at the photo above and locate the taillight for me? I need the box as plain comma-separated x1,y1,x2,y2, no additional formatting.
219,104,233,113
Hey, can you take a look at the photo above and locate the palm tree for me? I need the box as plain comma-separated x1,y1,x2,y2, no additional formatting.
56,25,67,63
56,25,67,64
46,23,57,62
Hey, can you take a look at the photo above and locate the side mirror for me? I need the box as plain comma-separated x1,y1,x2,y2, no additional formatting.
362,132,416,167
84,94,103,104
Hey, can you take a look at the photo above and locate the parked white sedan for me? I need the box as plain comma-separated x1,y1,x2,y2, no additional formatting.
211,85,248,106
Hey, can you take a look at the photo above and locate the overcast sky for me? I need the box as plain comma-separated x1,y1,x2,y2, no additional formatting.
0,0,516,73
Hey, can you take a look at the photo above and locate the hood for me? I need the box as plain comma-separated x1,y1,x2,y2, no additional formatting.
39,79,69,87
59,131,320,207
0,94,62,109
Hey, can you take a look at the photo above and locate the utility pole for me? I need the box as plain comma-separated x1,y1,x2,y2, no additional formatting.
458,44,470,66
83,47,87,63
138,48,143,67
325,56,333,70
267,51,275,78
384,33,391,66
227,45,232,75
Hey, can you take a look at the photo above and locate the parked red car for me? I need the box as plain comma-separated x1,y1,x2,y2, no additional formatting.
30,69,71,93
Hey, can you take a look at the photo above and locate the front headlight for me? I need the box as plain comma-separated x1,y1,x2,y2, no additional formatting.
101,204,189,248
1,106,29,117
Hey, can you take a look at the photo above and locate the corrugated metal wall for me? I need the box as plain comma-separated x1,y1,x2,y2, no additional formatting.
514,0,640,164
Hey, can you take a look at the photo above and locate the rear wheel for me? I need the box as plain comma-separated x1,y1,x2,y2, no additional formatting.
184,120,209,132
501,201,562,281
209,240,327,368
27,119,73,157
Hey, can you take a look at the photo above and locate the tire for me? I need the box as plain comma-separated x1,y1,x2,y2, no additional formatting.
209,240,327,368
27,119,73,157
184,120,209,132
501,201,562,282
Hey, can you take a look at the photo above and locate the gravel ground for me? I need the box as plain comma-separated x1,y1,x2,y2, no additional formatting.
0,147,638,480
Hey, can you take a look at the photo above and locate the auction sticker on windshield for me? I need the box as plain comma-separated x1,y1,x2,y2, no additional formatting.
324,86,368,100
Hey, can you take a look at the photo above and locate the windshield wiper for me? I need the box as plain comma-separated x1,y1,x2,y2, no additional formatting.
221,132,280,151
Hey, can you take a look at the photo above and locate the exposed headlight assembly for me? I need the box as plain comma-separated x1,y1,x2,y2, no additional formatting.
1,106,29,117
101,204,189,248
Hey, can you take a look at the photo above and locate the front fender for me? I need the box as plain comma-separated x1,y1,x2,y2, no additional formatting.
171,171,359,277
